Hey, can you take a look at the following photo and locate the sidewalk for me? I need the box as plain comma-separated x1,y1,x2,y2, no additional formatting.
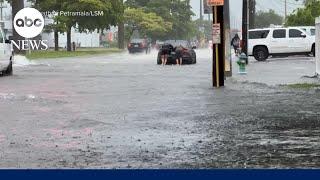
231,55,320,86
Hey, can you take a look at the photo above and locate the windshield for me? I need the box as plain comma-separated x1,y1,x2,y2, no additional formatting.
130,39,144,43
164,40,189,47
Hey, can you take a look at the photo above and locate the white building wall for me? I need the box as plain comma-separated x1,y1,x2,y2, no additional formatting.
42,29,100,48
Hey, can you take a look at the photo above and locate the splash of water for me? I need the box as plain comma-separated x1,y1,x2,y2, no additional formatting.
13,55,36,67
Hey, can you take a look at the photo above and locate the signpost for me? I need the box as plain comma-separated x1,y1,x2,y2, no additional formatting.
208,0,225,88
212,23,221,44
315,17,320,76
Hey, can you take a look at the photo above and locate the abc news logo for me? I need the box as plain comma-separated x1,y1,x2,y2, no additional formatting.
15,16,43,28
13,8,48,50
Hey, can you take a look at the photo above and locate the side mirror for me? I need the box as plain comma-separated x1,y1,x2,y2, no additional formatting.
192,46,197,49
5,39,11,44
301,34,307,38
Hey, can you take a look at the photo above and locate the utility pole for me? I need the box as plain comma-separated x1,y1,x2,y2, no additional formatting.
118,0,125,49
284,0,287,20
0,0,5,28
242,0,249,64
249,0,255,29
210,1,225,88
224,0,232,77
200,0,203,21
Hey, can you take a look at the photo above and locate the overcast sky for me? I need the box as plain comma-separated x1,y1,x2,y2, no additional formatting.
190,0,304,29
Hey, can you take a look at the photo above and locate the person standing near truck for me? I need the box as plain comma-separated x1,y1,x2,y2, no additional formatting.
231,34,240,56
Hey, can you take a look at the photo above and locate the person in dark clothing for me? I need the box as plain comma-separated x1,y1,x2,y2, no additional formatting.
175,45,184,66
231,34,240,56
160,44,172,66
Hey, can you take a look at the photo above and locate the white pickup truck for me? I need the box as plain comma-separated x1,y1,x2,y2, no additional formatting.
248,27,315,61
0,28,13,76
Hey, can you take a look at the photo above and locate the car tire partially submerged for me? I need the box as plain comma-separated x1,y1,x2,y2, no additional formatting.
1,57,13,76
157,40,197,65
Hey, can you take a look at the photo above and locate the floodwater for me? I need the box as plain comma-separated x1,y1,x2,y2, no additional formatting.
0,49,320,168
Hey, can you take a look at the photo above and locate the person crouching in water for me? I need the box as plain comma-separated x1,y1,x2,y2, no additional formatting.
175,45,184,66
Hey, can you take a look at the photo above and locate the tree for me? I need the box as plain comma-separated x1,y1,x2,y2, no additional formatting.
11,0,25,54
286,0,320,26
118,0,125,49
254,10,283,28
34,0,123,51
124,8,172,41
125,0,195,40
193,19,212,41
33,0,66,51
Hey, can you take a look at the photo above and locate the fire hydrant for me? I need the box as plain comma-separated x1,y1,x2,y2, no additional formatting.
237,53,248,75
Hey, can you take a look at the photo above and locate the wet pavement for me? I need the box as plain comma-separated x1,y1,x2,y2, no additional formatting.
232,55,319,85
0,50,320,168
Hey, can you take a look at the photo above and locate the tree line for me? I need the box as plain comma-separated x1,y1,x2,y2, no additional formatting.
286,0,320,26
10,0,203,52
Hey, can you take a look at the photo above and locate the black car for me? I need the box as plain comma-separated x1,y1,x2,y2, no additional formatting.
157,40,197,65
128,39,147,54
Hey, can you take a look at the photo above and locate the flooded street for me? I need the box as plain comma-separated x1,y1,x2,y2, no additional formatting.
0,50,320,168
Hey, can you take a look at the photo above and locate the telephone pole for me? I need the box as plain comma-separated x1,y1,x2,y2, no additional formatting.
249,0,256,29
284,0,287,20
200,0,203,21
212,4,225,87
242,0,249,63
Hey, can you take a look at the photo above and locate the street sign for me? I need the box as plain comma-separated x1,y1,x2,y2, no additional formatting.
212,23,221,44
207,0,224,6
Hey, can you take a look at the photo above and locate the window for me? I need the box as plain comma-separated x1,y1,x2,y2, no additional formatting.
0,31,3,43
311,29,315,36
249,30,270,39
289,29,303,38
273,29,286,38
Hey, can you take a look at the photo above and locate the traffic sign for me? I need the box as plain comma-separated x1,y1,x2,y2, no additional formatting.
212,23,221,44
207,0,224,6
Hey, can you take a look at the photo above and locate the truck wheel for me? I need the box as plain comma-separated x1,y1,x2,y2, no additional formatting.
312,45,315,57
5,61,13,76
253,46,269,61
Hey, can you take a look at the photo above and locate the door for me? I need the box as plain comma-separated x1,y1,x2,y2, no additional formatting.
0,29,8,70
269,29,289,54
288,28,309,53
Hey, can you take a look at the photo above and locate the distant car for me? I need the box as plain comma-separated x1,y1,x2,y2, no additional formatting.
128,39,147,54
248,27,315,61
157,40,197,65
0,28,13,76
